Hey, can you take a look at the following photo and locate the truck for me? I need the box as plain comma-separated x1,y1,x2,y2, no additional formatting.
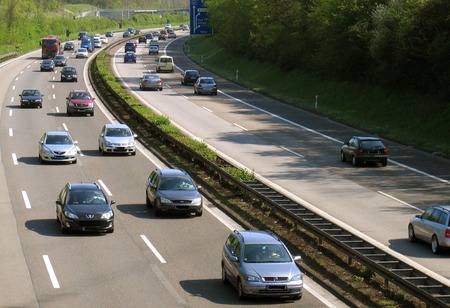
81,36,94,52
41,36,61,59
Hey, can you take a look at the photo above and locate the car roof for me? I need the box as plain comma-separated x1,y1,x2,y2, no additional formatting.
430,205,450,211
22,88,40,92
70,89,89,93
67,182,101,191
104,123,130,129
45,130,71,136
352,136,382,141
234,230,282,245
199,76,214,80
156,168,189,177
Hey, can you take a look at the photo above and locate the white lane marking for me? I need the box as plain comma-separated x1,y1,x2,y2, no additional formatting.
52,94,56,99
21,191,31,209
76,146,84,156
389,160,450,185
15,77,18,81
12,85,15,90
281,146,304,158
378,191,423,212
20,71,24,75
202,106,212,113
10,97,14,103
42,255,60,289
9,110,12,116
233,123,248,131
56,106,60,113
62,123,68,131
12,153,18,165
98,179,112,196
9,128,13,137
140,235,167,264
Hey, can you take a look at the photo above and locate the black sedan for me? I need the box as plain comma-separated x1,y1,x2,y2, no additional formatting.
60,66,78,82
181,69,200,85
63,42,75,51
341,136,389,166
19,88,43,108
124,52,137,63
56,182,115,233
53,55,67,67
40,59,55,72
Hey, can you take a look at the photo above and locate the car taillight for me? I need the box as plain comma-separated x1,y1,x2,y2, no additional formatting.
445,229,450,238
384,149,389,154
356,149,363,154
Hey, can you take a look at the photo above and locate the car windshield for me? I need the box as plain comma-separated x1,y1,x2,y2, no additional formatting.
243,244,291,263
201,79,214,84
361,140,384,149
63,67,75,72
68,190,107,204
55,56,64,60
105,128,131,137
45,134,72,145
159,177,195,191
22,90,39,96
71,92,91,100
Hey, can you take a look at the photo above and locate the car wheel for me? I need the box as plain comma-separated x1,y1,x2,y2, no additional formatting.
237,279,246,300
39,154,45,164
146,192,152,208
381,159,388,167
154,200,161,216
90,111,94,116
60,219,68,233
352,156,359,167
221,265,229,285
292,294,302,301
340,151,347,162
72,158,77,164
132,151,136,156
159,87,163,91
107,228,114,233
195,210,203,217
214,91,217,96
408,224,417,242
39,104,42,109
431,235,441,254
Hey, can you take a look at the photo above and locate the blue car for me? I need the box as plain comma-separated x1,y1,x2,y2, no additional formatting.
124,52,136,63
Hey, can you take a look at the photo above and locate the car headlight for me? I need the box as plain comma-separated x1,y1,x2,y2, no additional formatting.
64,210,78,219
291,274,303,282
127,140,135,146
22,99,29,102
66,146,78,155
244,275,260,282
191,197,202,206
88,102,94,107
160,196,172,204
105,140,112,146
101,210,114,219
41,147,53,155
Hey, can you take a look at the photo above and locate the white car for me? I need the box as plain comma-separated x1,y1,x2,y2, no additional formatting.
168,32,176,39
93,33,101,40
100,35,108,44
75,48,88,58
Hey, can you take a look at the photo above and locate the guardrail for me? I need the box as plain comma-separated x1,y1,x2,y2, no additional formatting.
0,51,20,63
89,37,450,307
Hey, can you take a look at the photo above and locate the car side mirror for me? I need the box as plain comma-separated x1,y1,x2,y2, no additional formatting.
228,255,238,262
293,255,301,261
55,200,61,205
110,200,116,205
133,134,137,138
73,141,78,144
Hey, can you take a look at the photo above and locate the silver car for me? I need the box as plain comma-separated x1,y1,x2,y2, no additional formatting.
408,205,450,254
222,230,303,300
139,73,163,91
194,76,217,95
38,131,78,164
98,123,137,155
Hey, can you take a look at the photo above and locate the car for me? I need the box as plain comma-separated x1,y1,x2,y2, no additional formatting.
148,45,159,55
155,55,174,73
127,27,135,34
145,33,154,40
38,131,78,164
152,31,160,37
63,42,75,51
182,25,189,31
105,31,114,37
53,55,67,67
66,90,95,116
78,31,88,40
55,182,115,233
181,69,200,85
93,39,102,48
138,36,147,43
135,29,142,34
165,24,172,30
124,52,137,63
194,77,218,95
340,136,389,167
93,33,101,40
149,39,159,47
75,48,88,58
139,73,163,91
145,168,203,217
408,205,450,254
122,31,131,38
99,35,108,44
221,230,303,300
60,66,78,82
160,29,168,35
168,32,176,39
158,34,166,41
40,59,55,72
98,123,137,155
124,41,136,52
19,88,43,108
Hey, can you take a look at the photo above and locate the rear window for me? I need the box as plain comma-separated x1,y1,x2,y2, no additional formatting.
160,57,173,63
360,140,384,149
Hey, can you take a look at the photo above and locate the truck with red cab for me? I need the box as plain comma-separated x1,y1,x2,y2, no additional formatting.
41,36,61,59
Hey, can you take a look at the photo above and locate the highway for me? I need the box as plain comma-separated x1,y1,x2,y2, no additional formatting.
0,33,343,307
111,31,450,281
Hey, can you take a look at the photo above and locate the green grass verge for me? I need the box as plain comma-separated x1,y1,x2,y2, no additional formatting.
185,36,450,157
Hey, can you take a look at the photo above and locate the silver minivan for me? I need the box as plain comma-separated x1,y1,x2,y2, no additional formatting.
155,55,174,73
408,205,450,254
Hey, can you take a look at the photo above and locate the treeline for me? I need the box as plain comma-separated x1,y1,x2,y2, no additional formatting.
205,0,450,100
62,0,189,9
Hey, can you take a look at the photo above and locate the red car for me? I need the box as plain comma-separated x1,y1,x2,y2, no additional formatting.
66,90,95,116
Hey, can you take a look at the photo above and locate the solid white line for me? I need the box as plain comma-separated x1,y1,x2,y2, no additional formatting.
140,235,167,263
76,146,84,156
56,106,60,113
378,191,423,212
62,123,68,131
12,153,18,165
42,255,60,288
52,93,56,99
281,146,304,158
97,179,112,196
9,110,12,116
9,128,13,137
202,106,212,113
21,191,31,209
12,85,15,90
233,123,248,131
10,97,14,103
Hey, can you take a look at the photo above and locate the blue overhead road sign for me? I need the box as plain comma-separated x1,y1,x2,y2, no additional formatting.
190,0,213,35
